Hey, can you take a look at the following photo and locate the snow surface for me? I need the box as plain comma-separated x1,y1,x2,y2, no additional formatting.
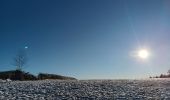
0,79,170,99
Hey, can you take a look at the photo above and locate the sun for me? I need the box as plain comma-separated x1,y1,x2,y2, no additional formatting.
138,49,149,59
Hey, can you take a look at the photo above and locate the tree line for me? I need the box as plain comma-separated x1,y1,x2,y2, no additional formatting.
0,49,76,81
150,70,170,78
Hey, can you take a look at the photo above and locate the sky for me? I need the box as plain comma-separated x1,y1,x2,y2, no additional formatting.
0,0,170,79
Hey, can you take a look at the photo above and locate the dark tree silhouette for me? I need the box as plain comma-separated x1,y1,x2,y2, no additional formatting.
13,49,27,71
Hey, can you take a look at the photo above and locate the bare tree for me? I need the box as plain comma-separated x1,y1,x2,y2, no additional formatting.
168,69,170,75
13,49,27,71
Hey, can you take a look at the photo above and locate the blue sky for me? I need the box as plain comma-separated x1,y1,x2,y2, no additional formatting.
0,0,170,79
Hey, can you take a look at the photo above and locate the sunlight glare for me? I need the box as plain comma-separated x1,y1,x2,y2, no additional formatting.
138,49,149,59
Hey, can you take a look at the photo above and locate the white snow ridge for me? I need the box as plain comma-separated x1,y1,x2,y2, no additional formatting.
0,79,170,100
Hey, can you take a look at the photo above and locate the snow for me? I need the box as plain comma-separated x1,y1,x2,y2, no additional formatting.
0,79,170,99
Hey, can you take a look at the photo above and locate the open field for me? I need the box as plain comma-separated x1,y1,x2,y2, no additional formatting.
0,79,170,100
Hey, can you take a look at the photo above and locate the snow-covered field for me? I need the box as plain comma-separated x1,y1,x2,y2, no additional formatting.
0,79,170,100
